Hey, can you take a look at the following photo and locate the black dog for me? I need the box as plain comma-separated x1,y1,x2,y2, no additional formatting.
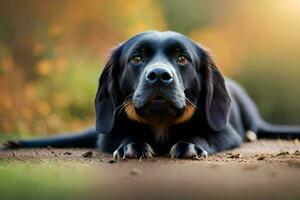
5,31,300,159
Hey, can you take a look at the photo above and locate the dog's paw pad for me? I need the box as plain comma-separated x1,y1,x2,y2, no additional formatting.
113,143,155,160
170,142,208,159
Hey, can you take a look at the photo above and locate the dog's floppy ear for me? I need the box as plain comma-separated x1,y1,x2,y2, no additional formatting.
95,47,121,134
201,49,231,131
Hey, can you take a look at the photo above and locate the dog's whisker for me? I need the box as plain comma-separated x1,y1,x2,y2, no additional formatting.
117,106,125,117
185,94,197,101
114,99,133,115
124,93,134,101
114,100,132,113
185,97,197,109
123,99,133,107
114,104,125,114
116,104,128,117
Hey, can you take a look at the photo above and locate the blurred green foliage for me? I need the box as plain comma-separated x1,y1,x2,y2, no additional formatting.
0,161,92,199
0,0,300,136
0,0,165,135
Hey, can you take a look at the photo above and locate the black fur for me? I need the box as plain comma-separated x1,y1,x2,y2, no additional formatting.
4,31,300,159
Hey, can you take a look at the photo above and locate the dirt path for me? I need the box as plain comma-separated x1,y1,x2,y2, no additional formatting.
0,139,300,199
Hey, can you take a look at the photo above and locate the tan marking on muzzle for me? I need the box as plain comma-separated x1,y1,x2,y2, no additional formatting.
172,104,196,124
125,103,148,124
124,102,196,125
124,102,196,143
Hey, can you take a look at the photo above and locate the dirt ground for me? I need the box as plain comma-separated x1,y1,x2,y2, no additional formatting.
1,139,300,199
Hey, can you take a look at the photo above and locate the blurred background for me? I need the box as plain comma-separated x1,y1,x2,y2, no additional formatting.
1,0,300,137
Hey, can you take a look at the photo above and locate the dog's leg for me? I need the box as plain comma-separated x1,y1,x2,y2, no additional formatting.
112,137,155,159
170,124,243,159
2,128,99,149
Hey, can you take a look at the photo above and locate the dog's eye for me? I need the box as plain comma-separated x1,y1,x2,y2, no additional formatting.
177,55,188,65
131,55,143,65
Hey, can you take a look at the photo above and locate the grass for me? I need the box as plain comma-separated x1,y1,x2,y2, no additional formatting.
0,161,93,200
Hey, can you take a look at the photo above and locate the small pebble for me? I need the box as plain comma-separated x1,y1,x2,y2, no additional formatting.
130,168,142,176
276,151,289,156
293,150,300,156
246,131,257,142
82,151,93,158
229,153,242,159
63,151,72,155
257,155,266,161
108,159,116,164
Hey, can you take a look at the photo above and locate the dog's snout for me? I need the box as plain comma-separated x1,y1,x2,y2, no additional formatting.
145,67,174,85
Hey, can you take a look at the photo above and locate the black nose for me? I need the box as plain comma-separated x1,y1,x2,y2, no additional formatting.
145,67,174,85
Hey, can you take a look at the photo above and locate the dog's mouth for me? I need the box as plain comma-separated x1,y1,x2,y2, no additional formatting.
150,96,168,103
123,92,197,126
135,95,184,118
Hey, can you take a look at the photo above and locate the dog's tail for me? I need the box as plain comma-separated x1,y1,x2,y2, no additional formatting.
257,121,300,139
227,79,300,139
2,128,99,149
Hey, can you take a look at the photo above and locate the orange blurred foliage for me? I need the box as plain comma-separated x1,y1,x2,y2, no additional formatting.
0,0,166,135
190,0,300,75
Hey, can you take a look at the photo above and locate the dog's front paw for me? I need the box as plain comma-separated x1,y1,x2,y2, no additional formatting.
113,143,155,160
170,142,208,159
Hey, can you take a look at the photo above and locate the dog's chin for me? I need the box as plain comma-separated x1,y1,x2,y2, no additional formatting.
125,97,196,125
135,101,184,119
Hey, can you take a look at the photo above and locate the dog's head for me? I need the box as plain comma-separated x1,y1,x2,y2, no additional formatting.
95,31,231,134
